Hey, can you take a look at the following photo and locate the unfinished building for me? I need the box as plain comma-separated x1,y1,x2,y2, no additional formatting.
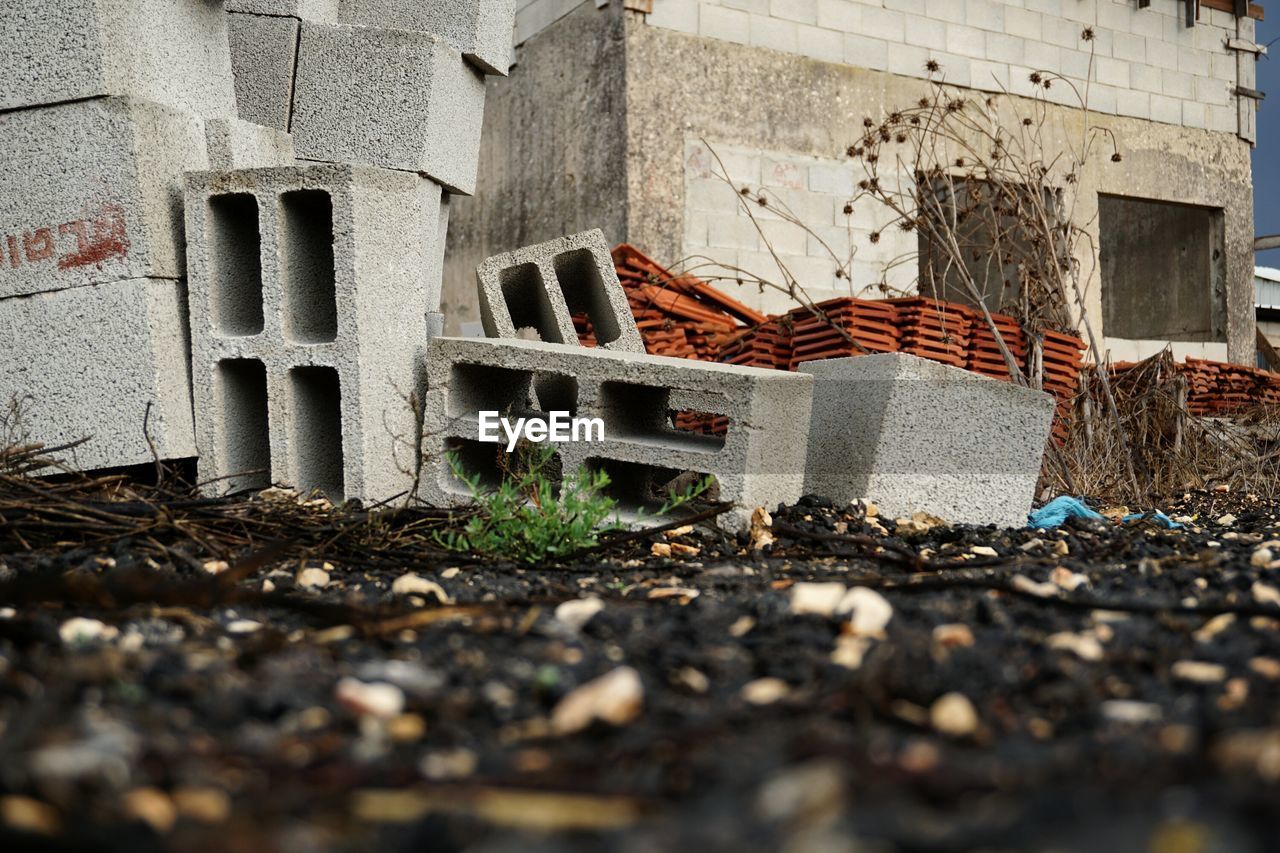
444,0,1263,364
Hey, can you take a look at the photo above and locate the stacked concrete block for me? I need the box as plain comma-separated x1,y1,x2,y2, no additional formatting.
799,354,1055,528
338,0,517,75
0,278,196,469
185,164,446,501
225,0,339,17
420,336,814,531
0,97,210,297
0,0,237,118
205,119,296,169
225,12,303,131
476,230,645,353
291,22,488,193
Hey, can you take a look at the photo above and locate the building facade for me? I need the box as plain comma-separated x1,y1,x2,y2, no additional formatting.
445,0,1263,364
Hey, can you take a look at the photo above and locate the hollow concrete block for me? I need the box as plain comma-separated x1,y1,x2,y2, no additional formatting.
0,0,236,117
290,22,488,194
226,11,300,131
205,118,296,168
799,353,1055,528
0,277,196,470
420,336,814,532
225,0,339,19
0,97,209,299
184,164,446,502
337,0,517,75
476,230,645,353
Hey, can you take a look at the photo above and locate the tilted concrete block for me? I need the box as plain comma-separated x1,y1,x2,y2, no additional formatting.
227,11,300,131
0,97,209,299
477,230,645,353
799,354,1055,528
338,0,517,75
0,0,236,116
225,0,339,19
0,277,196,470
420,336,814,531
205,119,296,169
185,164,446,501
291,22,487,194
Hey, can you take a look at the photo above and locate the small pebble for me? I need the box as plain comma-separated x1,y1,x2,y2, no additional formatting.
1101,700,1163,724
121,788,176,834
335,678,405,720
391,574,451,603
741,678,790,705
551,667,644,734
297,567,330,589
930,692,978,737
59,618,117,645
1172,660,1227,684
554,598,604,633
932,623,975,648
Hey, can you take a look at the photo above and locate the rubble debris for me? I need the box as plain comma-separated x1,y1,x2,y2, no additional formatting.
551,667,645,734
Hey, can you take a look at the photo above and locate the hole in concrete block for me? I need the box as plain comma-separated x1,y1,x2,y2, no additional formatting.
216,358,271,492
585,458,717,517
441,437,563,496
671,409,729,440
533,373,578,416
1100,195,1226,342
599,382,726,452
279,189,338,344
289,366,344,500
448,363,535,419
208,193,263,336
554,248,622,346
500,262,563,343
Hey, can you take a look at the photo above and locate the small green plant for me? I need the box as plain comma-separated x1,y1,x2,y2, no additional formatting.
435,444,717,564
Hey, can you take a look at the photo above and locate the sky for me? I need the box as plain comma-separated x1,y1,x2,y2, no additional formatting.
1255,10,1280,269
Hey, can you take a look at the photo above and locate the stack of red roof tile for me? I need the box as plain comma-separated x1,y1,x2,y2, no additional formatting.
719,316,794,369
888,297,974,368
785,298,899,369
1125,358,1280,416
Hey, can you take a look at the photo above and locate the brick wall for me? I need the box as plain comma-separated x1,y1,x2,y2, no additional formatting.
647,0,1255,136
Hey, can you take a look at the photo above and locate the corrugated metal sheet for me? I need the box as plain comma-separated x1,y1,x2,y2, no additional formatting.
1256,267,1280,310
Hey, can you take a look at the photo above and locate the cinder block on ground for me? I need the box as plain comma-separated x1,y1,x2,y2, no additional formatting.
799,354,1055,528
205,119,295,168
477,230,645,353
291,22,487,193
185,164,446,501
0,97,209,299
0,277,196,470
421,336,814,531
338,0,517,75
227,11,300,131
0,0,236,116
225,0,339,19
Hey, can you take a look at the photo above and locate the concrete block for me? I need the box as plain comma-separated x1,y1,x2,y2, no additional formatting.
337,0,518,75
291,22,488,194
227,11,300,131
185,164,446,501
0,0,236,117
0,97,209,299
476,230,644,353
420,336,815,531
0,277,196,470
225,0,339,19
205,119,296,169
799,354,1055,528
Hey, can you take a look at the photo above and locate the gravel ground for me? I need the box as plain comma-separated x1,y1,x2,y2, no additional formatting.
2,489,1280,851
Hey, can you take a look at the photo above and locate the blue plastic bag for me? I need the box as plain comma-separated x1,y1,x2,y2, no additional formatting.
1027,496,1104,529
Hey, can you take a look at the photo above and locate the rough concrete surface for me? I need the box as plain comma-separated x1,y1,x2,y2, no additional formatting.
225,0,339,19
421,335,814,531
226,11,300,131
0,277,196,469
185,164,446,502
0,96,209,299
291,22,488,194
205,118,296,169
0,0,237,117
800,354,1055,528
477,229,644,353
338,0,517,75
441,1,628,330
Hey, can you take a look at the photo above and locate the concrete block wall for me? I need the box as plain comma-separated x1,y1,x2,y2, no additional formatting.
185,165,447,501
421,335,815,531
683,140,916,315
643,0,1255,137
476,229,645,351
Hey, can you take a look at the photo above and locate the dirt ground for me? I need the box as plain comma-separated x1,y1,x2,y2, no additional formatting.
2,486,1279,852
